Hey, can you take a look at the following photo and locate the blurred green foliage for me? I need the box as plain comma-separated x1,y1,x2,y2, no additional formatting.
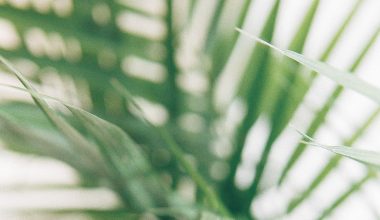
0,0,379,219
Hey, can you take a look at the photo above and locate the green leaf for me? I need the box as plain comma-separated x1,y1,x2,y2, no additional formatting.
222,0,281,214
297,130,380,169
286,107,380,212
66,105,168,210
287,51,380,103
316,171,375,220
207,0,251,83
164,0,180,118
0,56,108,176
0,111,99,178
279,26,380,186
203,0,227,53
0,56,166,211
237,28,380,107
244,0,321,209
237,28,380,217
318,0,364,61
113,81,230,216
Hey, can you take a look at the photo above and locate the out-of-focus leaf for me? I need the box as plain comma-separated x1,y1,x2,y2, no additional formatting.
0,3,161,61
316,171,375,220
204,0,227,53
208,0,251,84
199,211,233,220
0,56,107,174
112,80,229,216
318,0,364,61
14,209,142,220
66,105,169,210
0,56,167,212
0,112,98,178
0,0,377,218
222,0,281,214
164,0,179,118
22,206,199,220
244,0,320,207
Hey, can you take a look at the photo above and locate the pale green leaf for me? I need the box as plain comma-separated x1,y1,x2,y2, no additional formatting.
296,129,380,168
237,28,380,109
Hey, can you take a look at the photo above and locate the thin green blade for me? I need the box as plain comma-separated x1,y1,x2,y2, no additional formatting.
286,108,380,212
236,29,380,107
279,27,380,186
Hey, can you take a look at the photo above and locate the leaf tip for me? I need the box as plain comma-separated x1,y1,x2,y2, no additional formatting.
235,27,285,54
